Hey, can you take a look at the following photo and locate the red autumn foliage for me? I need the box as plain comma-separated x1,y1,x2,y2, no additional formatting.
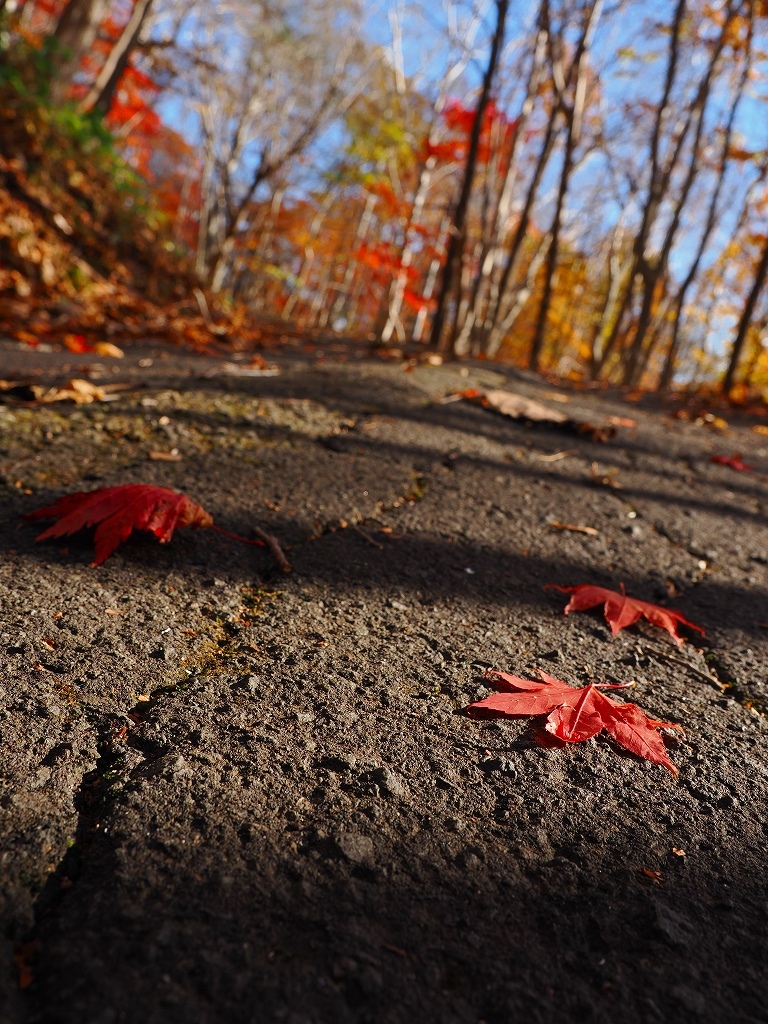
547,583,705,646
25,484,215,565
710,453,753,471
468,670,683,775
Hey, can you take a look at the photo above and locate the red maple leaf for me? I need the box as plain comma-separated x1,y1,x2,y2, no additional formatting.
710,453,752,471
468,670,683,775
23,484,256,565
546,583,704,646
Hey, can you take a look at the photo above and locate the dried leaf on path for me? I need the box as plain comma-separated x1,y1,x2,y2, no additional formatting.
91,342,125,358
710,453,753,472
24,484,260,566
468,670,682,775
547,583,705,646
458,388,616,442
1,379,128,406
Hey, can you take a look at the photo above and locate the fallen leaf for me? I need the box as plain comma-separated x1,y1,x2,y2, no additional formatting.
546,583,705,646
147,449,183,462
590,461,622,488
640,868,664,884
14,330,39,347
607,415,637,428
460,388,616,442
549,521,598,536
751,424,768,436
475,388,569,424
672,847,686,857
13,941,36,989
23,484,243,565
467,670,682,774
104,608,122,615
62,333,90,354
710,453,752,472
1,379,130,407
91,342,124,358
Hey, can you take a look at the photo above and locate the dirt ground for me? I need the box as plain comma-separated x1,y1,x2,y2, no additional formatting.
1,338,767,1024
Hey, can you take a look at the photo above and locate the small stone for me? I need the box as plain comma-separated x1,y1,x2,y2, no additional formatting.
670,985,708,1016
150,645,176,661
654,901,695,947
141,753,193,780
31,766,51,789
335,832,374,865
541,649,562,662
388,600,408,611
370,765,405,798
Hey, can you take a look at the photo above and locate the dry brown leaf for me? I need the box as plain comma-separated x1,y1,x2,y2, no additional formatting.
92,341,124,358
607,415,637,428
483,389,569,424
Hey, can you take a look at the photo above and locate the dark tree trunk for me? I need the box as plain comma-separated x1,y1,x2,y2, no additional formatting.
81,0,155,115
428,0,509,351
722,236,768,393
50,0,110,105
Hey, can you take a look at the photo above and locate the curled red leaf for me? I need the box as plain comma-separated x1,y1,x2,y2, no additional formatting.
24,484,214,565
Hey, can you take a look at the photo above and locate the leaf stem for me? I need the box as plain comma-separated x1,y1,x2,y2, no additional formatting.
210,524,265,546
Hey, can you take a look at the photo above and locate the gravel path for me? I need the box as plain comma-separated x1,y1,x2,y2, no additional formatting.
1,340,767,1024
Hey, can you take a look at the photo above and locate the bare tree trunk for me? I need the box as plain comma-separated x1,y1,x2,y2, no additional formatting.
486,233,551,357
79,0,154,115
528,0,602,371
413,214,451,342
428,0,509,352
329,190,376,326
659,11,752,390
593,0,686,380
722,236,768,393
478,113,558,352
622,1,734,387
462,27,547,355
50,0,110,105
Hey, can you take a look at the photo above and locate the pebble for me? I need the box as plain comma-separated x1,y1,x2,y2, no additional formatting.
370,765,405,798
335,832,374,865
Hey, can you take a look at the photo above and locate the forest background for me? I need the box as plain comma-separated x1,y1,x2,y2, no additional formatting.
2,0,768,395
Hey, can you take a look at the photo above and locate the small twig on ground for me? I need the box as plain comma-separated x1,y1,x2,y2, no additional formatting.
536,450,578,462
352,523,384,549
642,640,724,689
252,524,292,573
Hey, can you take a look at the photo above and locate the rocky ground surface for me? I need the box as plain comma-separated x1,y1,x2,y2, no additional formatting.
1,338,767,1024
